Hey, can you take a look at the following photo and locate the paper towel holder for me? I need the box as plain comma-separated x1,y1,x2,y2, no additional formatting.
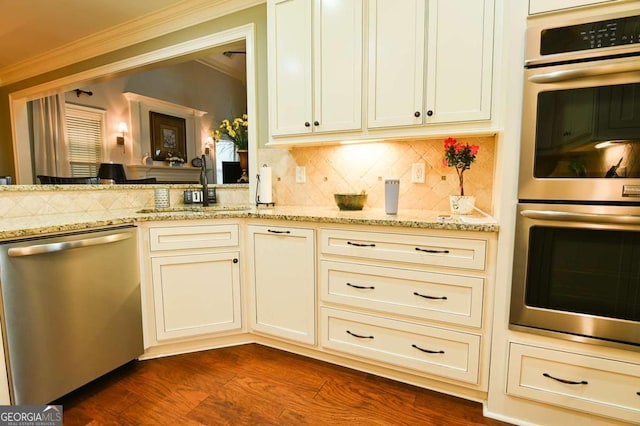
255,164,275,207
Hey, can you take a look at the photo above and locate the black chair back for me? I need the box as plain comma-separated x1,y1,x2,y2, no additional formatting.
37,175,100,184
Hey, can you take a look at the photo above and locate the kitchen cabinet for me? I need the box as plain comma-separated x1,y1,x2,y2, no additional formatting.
507,342,640,424
267,0,362,136
144,223,242,342
367,0,494,128
319,227,494,390
247,224,316,345
528,0,614,14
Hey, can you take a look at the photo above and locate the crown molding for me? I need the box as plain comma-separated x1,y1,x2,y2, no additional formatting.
197,56,246,84
0,0,263,87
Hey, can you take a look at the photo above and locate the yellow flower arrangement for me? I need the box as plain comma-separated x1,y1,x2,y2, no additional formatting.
212,114,248,150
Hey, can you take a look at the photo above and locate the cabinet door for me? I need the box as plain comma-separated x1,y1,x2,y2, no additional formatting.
313,0,363,133
424,0,494,123
268,0,313,136
248,225,316,344
367,0,425,128
151,252,241,341
529,0,614,14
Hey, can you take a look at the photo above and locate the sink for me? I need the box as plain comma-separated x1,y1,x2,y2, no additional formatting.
137,205,251,214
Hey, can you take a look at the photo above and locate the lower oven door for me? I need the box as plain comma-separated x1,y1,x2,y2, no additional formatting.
510,202,640,349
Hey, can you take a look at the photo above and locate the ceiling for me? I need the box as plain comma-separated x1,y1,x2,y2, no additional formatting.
0,0,185,69
0,0,247,82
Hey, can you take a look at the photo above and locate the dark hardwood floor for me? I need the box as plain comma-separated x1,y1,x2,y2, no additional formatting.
56,344,511,425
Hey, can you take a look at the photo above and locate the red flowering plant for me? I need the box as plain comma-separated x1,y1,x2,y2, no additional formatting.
443,137,480,196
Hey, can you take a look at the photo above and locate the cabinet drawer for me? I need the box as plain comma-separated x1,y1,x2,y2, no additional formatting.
507,343,640,423
149,224,239,251
320,229,486,270
321,307,481,384
320,260,483,327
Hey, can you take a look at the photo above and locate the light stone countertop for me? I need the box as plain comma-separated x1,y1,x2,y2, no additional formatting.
0,205,498,241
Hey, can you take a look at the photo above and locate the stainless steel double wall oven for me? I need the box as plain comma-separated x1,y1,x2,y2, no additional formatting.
510,11,640,350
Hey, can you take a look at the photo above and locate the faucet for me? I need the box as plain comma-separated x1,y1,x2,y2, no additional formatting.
200,154,209,207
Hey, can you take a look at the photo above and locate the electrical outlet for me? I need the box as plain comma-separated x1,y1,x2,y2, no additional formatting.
295,166,306,183
411,162,426,183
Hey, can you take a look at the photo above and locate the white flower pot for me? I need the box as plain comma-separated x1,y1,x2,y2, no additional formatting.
449,195,476,215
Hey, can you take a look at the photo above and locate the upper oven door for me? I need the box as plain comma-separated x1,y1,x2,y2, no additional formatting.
519,55,640,203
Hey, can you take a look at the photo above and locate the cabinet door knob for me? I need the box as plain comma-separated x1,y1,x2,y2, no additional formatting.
233,258,239,263
304,122,311,127
426,110,433,117
414,111,421,118
313,121,319,126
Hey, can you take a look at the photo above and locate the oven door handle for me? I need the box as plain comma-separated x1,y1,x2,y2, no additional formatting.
529,61,640,84
521,209,640,225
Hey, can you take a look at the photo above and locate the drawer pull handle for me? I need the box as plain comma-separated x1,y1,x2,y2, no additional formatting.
346,330,374,339
412,344,444,354
415,247,450,254
413,291,447,300
347,241,376,247
543,373,588,385
346,282,375,290
267,229,291,234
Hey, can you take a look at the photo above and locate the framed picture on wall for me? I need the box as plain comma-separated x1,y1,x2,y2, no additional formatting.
150,111,186,161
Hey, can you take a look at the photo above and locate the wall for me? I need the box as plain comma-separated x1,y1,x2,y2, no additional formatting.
260,135,496,214
0,3,267,181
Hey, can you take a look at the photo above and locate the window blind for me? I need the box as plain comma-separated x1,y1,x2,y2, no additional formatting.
65,104,105,176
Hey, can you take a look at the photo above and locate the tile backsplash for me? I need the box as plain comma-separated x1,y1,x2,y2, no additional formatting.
260,136,496,214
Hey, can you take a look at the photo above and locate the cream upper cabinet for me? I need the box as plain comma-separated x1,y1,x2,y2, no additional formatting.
268,0,363,136
424,0,494,124
367,0,425,128
368,0,494,128
528,0,614,14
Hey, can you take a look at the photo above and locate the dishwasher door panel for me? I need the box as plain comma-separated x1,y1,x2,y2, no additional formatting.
0,226,143,405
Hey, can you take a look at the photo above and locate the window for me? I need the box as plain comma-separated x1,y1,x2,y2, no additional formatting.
65,104,106,176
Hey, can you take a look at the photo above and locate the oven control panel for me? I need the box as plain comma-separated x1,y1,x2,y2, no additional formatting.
541,14,640,55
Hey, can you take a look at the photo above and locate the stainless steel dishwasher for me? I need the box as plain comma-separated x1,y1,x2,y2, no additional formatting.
0,225,143,404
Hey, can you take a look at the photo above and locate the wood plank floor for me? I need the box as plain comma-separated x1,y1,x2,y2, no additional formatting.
56,344,511,425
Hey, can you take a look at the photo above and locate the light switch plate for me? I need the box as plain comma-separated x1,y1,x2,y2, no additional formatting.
296,166,306,183
411,162,426,183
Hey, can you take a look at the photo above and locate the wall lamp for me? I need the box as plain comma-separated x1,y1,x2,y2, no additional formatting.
117,122,128,152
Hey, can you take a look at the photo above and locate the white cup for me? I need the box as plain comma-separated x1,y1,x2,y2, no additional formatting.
385,179,400,215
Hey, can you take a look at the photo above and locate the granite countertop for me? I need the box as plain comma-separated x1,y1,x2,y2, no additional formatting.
0,205,498,241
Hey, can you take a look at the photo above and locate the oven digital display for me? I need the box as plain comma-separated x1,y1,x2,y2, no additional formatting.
541,15,640,55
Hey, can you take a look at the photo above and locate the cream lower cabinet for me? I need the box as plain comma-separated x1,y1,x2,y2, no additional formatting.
319,227,494,390
143,222,242,343
507,342,640,424
247,224,316,345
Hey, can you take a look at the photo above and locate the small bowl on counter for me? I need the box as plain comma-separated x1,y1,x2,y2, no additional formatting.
334,192,367,211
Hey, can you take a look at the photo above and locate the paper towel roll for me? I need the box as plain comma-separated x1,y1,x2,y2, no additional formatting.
259,165,273,204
